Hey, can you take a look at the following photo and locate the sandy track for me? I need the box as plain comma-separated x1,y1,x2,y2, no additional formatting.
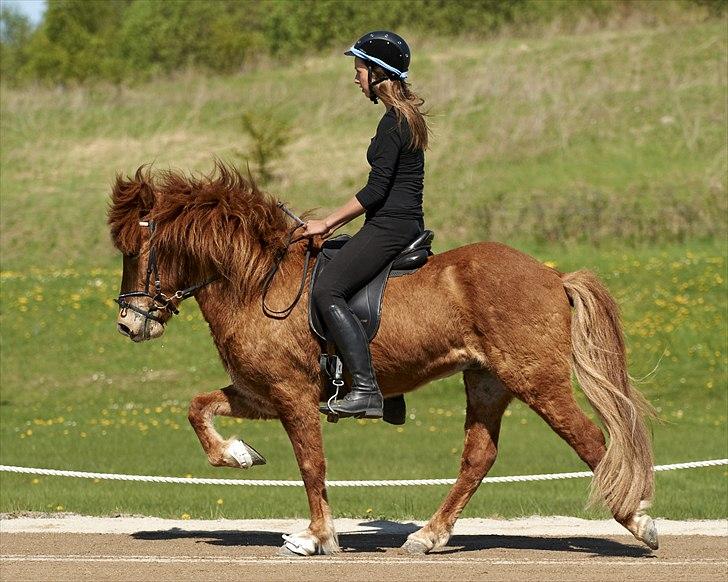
1,518,727,581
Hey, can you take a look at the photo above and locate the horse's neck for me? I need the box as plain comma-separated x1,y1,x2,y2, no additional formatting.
194,242,309,339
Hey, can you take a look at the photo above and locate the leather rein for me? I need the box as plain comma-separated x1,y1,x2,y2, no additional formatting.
114,204,311,325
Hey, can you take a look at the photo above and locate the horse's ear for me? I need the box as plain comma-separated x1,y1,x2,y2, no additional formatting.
108,166,156,254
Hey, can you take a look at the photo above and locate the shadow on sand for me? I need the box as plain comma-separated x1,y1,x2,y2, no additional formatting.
131,519,653,557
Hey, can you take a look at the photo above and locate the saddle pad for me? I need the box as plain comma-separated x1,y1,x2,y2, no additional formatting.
308,235,392,342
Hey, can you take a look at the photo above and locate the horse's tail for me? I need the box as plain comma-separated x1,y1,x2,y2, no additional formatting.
562,269,654,521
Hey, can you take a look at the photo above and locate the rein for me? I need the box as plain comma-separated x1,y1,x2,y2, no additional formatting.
260,203,312,320
114,220,219,324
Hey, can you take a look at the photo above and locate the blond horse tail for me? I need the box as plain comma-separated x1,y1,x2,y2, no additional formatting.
562,270,654,521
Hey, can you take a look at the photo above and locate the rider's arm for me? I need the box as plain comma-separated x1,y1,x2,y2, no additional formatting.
354,113,401,211
323,196,366,231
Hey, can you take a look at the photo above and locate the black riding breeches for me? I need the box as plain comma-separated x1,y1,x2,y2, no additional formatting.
312,217,424,320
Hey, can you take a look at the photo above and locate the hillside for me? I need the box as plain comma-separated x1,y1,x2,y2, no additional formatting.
0,20,725,269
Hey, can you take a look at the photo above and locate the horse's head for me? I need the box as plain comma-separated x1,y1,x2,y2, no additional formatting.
108,167,174,342
108,162,296,342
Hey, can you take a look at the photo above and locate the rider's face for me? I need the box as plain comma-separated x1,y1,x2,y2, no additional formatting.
354,57,370,99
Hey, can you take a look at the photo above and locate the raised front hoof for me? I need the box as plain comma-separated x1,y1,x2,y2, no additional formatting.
402,538,430,555
222,439,266,469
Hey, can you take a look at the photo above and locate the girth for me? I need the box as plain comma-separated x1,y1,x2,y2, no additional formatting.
308,229,434,342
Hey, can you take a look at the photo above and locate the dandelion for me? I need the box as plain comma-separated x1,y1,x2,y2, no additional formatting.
216,498,224,505
56,505,64,511
181,513,191,520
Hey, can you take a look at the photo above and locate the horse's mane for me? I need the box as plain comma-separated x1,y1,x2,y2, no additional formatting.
108,160,302,296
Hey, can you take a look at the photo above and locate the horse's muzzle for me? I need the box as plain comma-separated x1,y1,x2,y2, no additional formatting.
116,309,164,342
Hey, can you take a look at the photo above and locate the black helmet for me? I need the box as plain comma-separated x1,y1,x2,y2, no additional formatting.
345,30,410,80
344,30,410,103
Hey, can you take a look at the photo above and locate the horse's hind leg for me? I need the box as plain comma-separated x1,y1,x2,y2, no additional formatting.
404,370,511,554
188,386,276,468
521,379,658,549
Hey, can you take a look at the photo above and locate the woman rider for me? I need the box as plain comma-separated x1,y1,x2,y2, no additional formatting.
301,31,430,420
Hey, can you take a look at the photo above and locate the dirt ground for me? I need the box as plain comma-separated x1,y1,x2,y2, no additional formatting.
1,518,726,581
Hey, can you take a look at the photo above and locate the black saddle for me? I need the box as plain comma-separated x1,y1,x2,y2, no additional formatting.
308,229,434,342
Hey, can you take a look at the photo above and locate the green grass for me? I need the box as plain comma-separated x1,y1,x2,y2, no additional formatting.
0,243,725,519
0,20,726,520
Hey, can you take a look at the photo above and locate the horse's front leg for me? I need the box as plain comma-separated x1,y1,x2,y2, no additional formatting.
272,382,339,556
188,386,276,468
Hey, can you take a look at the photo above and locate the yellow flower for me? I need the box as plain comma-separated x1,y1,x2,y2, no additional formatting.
216,498,224,505
181,513,191,520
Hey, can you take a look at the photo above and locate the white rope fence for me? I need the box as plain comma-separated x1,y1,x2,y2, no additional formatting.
1,459,725,487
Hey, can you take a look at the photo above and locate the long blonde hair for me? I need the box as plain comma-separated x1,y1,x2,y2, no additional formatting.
370,66,430,151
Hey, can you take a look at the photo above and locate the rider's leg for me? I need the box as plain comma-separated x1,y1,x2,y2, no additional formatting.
312,217,422,418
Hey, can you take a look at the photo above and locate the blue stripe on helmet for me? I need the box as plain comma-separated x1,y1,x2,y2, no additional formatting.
347,46,408,80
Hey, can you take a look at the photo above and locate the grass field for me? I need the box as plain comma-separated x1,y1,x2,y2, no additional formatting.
0,20,726,520
1,243,725,520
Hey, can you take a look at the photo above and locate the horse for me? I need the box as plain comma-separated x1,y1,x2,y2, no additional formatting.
108,161,658,556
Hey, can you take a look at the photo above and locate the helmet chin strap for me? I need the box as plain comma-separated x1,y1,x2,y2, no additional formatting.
367,64,387,105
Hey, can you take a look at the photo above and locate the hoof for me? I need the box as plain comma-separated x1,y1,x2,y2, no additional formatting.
281,532,326,556
402,538,430,555
635,515,659,550
226,440,266,469
278,544,305,557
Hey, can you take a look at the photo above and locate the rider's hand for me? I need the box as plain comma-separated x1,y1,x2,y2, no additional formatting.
300,219,333,239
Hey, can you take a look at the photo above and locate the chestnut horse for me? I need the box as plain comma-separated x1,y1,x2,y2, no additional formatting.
109,163,658,555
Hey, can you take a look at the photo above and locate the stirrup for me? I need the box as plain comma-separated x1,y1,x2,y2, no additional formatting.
325,391,383,420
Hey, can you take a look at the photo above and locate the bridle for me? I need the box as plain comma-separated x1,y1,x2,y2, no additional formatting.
114,220,219,324
114,203,311,325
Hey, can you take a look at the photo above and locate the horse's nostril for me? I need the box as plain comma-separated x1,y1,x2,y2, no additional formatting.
117,323,132,337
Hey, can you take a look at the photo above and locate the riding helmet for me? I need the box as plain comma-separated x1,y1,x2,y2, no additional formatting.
345,31,410,80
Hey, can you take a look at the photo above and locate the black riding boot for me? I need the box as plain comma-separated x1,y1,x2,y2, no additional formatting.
319,304,383,419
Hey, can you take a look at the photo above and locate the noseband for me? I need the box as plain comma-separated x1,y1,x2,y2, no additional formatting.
114,220,218,324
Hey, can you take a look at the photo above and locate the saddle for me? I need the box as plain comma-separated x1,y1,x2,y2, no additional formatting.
309,229,434,425
308,229,434,342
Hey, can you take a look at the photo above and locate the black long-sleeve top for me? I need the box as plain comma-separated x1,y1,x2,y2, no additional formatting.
355,108,425,221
